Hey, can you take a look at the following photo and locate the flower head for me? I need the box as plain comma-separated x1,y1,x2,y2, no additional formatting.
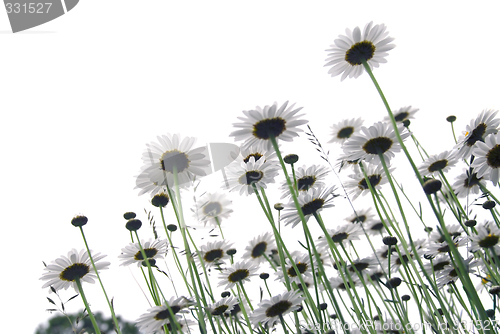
250,290,304,327
325,21,395,81
344,163,391,201
207,296,239,317
455,109,500,159
328,118,364,144
198,240,234,268
452,168,484,198
218,261,259,290
470,221,500,254
118,239,168,267
472,132,500,185
225,156,280,196
40,249,110,292
275,252,314,283
194,192,233,227
135,297,193,333
418,150,459,177
242,232,276,264
230,101,308,149
279,164,330,199
385,106,419,123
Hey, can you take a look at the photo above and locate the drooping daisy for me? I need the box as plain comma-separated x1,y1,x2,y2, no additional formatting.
452,168,484,198
384,106,419,123
242,232,276,264
229,101,308,150
471,132,500,185
40,249,110,292
280,185,337,228
324,21,395,81
317,224,363,249
194,192,233,227
342,122,410,165
328,118,364,144
135,296,193,333
225,156,280,196
455,109,500,159
418,150,459,177
279,164,330,199
207,296,239,317
250,290,304,327
275,252,314,283
198,240,234,268
470,221,500,254
344,163,392,201
136,134,211,193
218,261,259,290
118,239,168,267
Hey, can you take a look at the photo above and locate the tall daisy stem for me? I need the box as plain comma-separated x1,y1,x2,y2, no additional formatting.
74,277,101,334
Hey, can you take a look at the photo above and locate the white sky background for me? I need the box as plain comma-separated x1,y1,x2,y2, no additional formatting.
1,1,500,332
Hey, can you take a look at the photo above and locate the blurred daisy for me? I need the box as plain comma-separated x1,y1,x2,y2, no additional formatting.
233,142,277,164
346,257,378,276
343,122,410,165
437,258,478,288
135,170,166,197
345,207,375,224
425,237,468,258
391,248,423,273
418,150,459,177
250,290,304,327
136,134,211,193
229,101,308,150
472,132,500,185
336,154,361,172
280,185,337,228
328,118,364,144
207,296,239,317
198,240,233,268
279,164,330,198
40,249,110,292
242,232,276,264
428,224,463,244
455,109,500,159
226,156,280,196
423,255,451,275
366,220,386,235
385,106,419,123
135,296,193,333
470,222,500,253
324,21,395,81
344,163,392,201
317,224,363,249
218,261,259,290
327,276,361,290
452,169,484,198
118,239,168,267
194,192,233,227
275,252,314,283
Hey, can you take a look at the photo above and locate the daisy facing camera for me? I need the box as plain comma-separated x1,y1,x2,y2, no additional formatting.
126,219,142,231
71,215,88,227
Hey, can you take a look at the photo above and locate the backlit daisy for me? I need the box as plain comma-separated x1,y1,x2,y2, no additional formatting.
250,290,304,327
425,237,468,258
232,142,277,164
275,252,314,283
344,163,392,201
194,192,233,227
207,296,239,317
118,238,168,267
452,168,484,198
327,276,361,290
225,156,280,196
342,122,410,165
418,150,459,177
135,296,193,333
198,240,233,268
40,249,110,292
470,221,500,254
345,207,375,224
391,247,423,273
455,109,500,159
136,134,211,193
218,260,259,290
436,257,478,288
423,255,451,275
280,185,337,228
384,106,419,123
328,118,364,144
279,164,330,199
242,232,276,264
317,224,363,249
428,224,463,244
324,21,395,81
471,132,500,185
229,101,308,150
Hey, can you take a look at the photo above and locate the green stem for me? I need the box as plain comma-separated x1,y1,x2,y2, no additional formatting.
75,277,101,334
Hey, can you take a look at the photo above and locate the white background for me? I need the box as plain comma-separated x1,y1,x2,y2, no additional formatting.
1,1,500,332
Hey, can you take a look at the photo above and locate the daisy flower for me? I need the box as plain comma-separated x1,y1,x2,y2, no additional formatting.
40,249,110,292
472,132,500,185
135,296,193,333
135,169,166,197
218,261,259,290
346,257,378,276
232,142,278,164
275,252,314,283
198,240,233,268
327,118,364,144
136,134,211,193
207,296,239,317
250,290,304,327
428,224,463,244
324,21,395,81
452,168,484,198
342,122,410,165
436,257,478,288
470,221,500,253
279,164,330,199
345,207,375,224
327,276,361,290
425,237,468,258
423,255,452,276
118,239,168,267
384,106,419,123
242,232,276,264
391,247,423,273
344,163,392,201
418,150,459,177
229,101,308,150
280,185,337,228
455,109,500,159
225,156,280,196
317,224,363,249
194,192,233,227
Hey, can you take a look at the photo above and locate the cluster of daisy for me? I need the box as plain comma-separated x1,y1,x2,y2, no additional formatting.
39,21,500,334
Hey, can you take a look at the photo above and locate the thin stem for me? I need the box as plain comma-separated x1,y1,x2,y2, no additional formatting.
74,277,101,334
